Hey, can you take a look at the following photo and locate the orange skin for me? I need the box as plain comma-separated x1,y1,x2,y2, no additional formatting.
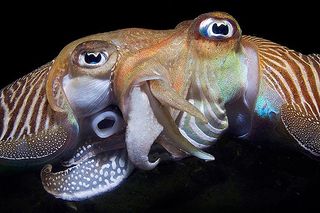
45,12,246,170
47,12,240,118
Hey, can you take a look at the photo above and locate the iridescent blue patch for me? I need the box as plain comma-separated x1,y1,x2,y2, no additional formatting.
255,96,279,119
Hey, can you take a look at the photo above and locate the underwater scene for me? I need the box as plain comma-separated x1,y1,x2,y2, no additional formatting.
1,0,319,212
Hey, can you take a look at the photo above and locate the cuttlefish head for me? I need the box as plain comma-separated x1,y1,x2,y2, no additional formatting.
43,12,248,200
46,39,119,116
188,12,255,137
113,12,246,169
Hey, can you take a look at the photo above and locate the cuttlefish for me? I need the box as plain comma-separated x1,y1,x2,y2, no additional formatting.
0,12,319,201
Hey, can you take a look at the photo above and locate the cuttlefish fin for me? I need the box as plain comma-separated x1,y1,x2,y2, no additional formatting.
146,85,214,161
281,103,320,156
149,80,208,123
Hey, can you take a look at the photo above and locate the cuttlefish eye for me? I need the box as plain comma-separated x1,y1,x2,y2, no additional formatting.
199,18,234,39
78,51,108,67
70,40,118,77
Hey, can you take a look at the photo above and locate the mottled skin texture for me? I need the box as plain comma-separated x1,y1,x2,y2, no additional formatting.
0,11,319,200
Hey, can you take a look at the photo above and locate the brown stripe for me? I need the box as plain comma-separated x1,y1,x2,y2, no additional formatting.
28,72,48,134
310,54,320,64
2,77,28,140
13,73,42,139
286,52,316,112
30,86,46,133
309,55,320,74
265,65,292,103
303,55,320,114
260,50,286,67
306,55,320,118
0,62,52,141
262,56,301,103
244,35,319,119
263,73,287,101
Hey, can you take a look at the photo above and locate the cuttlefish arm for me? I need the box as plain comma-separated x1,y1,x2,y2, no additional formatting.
4,12,245,200
126,83,213,170
41,150,133,201
41,133,133,201
114,26,215,170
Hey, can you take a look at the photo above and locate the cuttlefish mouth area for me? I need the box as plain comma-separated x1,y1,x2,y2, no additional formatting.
40,103,171,201
40,86,213,201
40,105,134,201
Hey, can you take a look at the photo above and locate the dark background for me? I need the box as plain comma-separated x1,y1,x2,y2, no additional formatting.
0,0,320,212
1,0,319,86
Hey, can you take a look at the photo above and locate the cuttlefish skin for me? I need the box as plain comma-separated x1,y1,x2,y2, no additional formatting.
0,11,319,201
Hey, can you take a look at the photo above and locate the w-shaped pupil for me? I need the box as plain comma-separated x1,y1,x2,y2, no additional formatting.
85,53,102,64
212,23,229,35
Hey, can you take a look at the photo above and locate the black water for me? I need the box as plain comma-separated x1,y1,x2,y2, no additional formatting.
1,136,319,212
1,0,319,212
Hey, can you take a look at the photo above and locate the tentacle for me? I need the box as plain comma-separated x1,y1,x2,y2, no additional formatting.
41,149,133,201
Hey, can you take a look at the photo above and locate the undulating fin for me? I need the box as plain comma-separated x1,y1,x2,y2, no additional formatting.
0,62,79,166
281,103,320,156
